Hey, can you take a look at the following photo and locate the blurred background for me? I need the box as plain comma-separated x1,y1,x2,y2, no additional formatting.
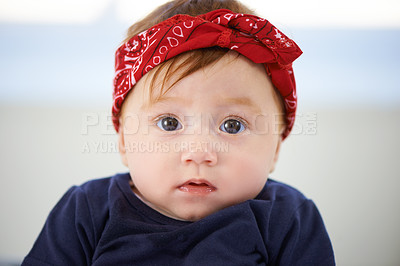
0,0,399,265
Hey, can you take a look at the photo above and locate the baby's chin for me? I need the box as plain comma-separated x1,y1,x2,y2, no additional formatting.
173,210,216,222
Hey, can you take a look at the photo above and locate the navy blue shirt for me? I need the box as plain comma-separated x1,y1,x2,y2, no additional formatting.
23,173,335,265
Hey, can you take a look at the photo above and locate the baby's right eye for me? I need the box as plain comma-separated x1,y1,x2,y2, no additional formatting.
156,116,182,131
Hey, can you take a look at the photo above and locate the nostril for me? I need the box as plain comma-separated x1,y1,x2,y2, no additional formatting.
181,151,218,165
183,157,193,163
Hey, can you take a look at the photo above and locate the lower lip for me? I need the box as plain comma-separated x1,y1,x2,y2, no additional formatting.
178,184,216,195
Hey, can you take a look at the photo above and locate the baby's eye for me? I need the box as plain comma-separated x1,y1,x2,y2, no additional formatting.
220,119,246,134
156,116,182,131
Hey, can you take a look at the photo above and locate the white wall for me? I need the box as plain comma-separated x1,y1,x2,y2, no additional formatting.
1,104,399,265
275,107,400,265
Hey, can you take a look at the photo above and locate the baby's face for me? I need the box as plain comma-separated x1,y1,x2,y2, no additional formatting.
119,52,283,221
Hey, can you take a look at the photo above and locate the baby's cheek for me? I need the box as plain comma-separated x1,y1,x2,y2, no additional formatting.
237,143,273,172
226,153,268,192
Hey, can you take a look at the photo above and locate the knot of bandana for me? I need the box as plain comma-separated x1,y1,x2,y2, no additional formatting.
113,9,302,139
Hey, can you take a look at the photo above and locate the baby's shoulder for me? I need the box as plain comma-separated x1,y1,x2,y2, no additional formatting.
258,178,308,206
74,172,130,207
78,172,129,195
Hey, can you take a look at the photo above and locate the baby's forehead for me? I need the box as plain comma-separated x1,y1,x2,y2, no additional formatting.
135,61,280,116
143,94,263,112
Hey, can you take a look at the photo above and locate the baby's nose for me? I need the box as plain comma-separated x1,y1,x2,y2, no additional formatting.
180,148,217,166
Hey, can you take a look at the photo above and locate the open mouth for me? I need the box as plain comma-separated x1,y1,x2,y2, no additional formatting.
178,179,217,194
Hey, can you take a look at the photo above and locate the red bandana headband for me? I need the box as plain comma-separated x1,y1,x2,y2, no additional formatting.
113,9,302,138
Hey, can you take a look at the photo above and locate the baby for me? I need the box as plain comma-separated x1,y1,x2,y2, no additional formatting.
23,0,335,265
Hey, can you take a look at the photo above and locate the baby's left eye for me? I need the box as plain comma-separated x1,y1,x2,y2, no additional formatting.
220,119,246,134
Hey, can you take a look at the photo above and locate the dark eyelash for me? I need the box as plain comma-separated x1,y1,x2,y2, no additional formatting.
152,113,178,123
223,114,249,127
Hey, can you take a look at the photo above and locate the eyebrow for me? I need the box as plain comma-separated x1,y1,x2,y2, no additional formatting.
141,96,190,110
221,97,262,113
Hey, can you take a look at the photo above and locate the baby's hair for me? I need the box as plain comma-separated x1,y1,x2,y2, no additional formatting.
120,0,285,131
124,0,254,40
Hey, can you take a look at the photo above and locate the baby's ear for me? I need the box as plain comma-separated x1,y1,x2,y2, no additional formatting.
269,136,282,173
118,125,128,167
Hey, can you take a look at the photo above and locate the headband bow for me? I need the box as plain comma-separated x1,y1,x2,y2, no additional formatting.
113,9,302,138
